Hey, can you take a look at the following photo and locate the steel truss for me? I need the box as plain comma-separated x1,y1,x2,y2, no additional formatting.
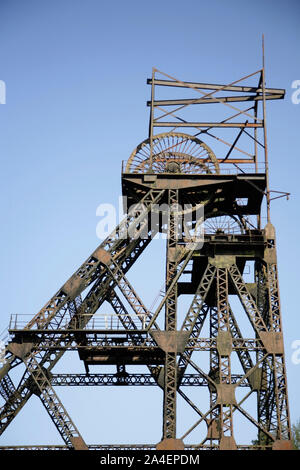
0,64,292,451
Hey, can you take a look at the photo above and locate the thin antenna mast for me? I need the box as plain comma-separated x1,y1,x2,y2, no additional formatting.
262,34,271,223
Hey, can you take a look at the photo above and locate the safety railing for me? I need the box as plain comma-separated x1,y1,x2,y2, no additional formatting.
8,313,147,331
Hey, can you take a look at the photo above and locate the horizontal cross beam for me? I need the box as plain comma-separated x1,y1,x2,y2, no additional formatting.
147,78,285,95
147,94,283,107
153,122,263,128
50,372,248,387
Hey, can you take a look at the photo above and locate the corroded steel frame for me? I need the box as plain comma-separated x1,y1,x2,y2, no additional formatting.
0,65,292,451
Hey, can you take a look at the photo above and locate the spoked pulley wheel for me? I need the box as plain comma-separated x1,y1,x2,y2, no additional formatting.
204,213,248,235
125,132,220,175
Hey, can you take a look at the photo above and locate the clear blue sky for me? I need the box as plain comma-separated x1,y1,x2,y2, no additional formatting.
0,0,299,447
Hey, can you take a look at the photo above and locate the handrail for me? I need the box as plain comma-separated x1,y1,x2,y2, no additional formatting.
8,313,148,331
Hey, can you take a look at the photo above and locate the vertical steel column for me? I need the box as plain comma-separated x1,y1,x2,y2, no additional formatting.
255,260,273,443
149,67,155,169
264,227,291,442
162,189,179,439
208,305,220,443
262,37,271,224
216,267,235,448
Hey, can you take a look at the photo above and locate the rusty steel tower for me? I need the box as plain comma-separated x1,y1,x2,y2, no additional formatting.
0,59,293,450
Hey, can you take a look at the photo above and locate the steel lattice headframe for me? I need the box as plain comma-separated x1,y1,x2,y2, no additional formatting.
0,65,292,451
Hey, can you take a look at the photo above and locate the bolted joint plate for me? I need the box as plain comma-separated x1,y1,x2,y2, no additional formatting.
219,436,237,450
216,330,232,356
150,331,190,353
206,419,221,440
70,436,89,451
248,367,263,391
264,248,277,264
7,342,34,360
216,384,237,405
93,247,112,265
272,440,294,450
208,255,236,268
62,276,84,298
156,438,185,450
259,331,284,354
263,222,277,263
63,249,111,297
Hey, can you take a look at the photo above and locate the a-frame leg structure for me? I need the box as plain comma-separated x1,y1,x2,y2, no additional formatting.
0,68,292,450
0,189,165,448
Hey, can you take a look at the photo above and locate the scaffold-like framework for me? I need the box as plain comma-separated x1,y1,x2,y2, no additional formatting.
0,55,292,450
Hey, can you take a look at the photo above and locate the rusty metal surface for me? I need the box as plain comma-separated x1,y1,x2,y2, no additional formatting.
0,67,292,451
